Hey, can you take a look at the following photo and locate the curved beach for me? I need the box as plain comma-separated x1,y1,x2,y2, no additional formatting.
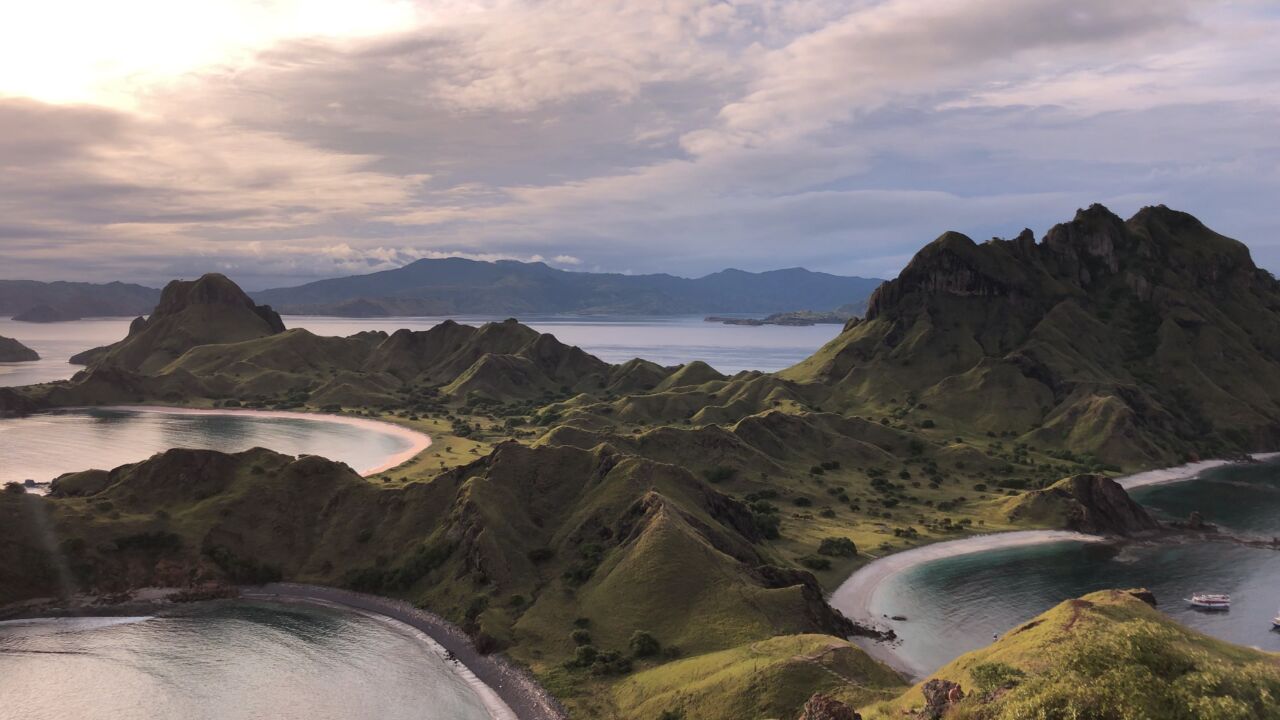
827,451,1280,678
828,530,1103,677
243,584,566,720
93,405,432,476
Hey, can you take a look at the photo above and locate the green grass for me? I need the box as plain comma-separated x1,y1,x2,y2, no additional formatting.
862,589,1280,720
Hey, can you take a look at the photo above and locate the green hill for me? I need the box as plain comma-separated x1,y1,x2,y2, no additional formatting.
861,588,1280,720
782,205,1280,467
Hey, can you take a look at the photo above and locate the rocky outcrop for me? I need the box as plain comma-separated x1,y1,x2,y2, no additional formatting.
1005,474,1159,536
1058,475,1160,535
919,679,964,720
798,693,860,720
0,336,38,362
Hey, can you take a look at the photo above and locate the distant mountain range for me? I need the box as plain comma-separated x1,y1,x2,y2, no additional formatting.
251,258,882,316
1,261,882,320
0,281,160,321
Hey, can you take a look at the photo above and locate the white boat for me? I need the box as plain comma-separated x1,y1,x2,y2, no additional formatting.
1272,611,1280,629
1186,593,1231,610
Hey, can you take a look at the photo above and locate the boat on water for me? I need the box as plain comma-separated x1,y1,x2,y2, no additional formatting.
1272,611,1280,629
1186,593,1231,610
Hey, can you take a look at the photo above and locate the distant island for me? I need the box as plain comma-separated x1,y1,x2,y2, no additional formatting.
706,306,860,326
0,335,39,362
1,262,882,320
251,259,883,317
0,280,159,321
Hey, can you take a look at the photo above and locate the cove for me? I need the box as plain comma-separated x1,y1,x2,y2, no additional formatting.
0,601,497,720
0,406,430,488
831,455,1280,679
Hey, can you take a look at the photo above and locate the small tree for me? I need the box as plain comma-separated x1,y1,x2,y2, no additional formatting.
630,630,660,657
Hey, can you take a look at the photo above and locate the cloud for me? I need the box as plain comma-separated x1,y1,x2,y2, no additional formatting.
1,0,1279,288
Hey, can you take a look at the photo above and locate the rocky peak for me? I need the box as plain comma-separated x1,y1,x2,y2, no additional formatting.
152,274,284,333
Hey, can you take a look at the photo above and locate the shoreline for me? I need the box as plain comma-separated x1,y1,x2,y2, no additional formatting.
827,530,1105,679
80,404,432,477
826,450,1280,680
242,584,566,720
2,584,566,720
1117,451,1280,490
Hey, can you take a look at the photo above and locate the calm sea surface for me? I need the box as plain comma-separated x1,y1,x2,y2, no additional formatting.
864,458,1280,676
0,314,841,388
0,408,414,487
0,602,493,720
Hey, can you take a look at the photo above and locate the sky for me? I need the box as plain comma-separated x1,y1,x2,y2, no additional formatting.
2,0,1278,290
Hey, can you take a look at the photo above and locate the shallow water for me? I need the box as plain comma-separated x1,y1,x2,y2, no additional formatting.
0,314,838,388
0,602,493,720
865,458,1280,676
0,408,415,486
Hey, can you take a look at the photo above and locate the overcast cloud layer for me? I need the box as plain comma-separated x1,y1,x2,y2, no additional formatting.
2,0,1278,289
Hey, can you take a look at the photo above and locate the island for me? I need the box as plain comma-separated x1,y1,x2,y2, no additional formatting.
4,204,1280,720
0,335,39,362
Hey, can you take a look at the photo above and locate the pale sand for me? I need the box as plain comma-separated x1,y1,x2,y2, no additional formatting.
827,531,1106,678
1117,451,1280,489
92,405,431,476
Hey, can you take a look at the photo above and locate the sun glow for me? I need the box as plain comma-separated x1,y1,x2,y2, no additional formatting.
0,0,419,107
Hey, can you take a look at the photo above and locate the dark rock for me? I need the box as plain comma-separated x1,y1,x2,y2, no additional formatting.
920,679,965,720
798,693,860,720
1126,589,1158,607
1062,475,1160,535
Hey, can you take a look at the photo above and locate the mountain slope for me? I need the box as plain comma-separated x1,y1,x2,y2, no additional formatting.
253,258,882,316
0,279,159,319
782,205,1280,467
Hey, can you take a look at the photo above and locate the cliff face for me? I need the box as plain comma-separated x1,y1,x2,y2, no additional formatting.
786,204,1280,467
1002,474,1159,536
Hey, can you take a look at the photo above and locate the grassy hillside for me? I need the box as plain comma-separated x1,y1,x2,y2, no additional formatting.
862,589,1280,720
781,205,1280,468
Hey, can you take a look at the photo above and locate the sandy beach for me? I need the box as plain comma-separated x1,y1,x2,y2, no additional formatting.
827,530,1104,677
827,450,1280,678
92,405,432,476
242,584,567,720
1117,452,1280,489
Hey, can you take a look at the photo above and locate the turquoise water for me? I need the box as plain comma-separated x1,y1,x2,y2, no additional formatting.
863,458,1280,677
0,602,493,720
0,408,415,487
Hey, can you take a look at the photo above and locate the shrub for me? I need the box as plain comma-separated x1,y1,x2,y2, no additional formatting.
799,555,832,571
630,630,660,657
970,661,1026,693
571,629,592,646
701,466,736,484
817,537,858,557
572,645,599,666
792,497,813,507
